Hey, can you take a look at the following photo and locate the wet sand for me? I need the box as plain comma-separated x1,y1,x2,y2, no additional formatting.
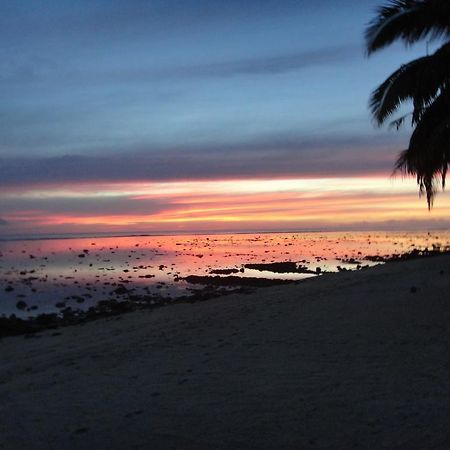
1,255,450,449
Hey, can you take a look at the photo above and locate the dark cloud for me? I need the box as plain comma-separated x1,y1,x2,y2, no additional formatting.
0,132,405,187
1,44,359,87
0,1,357,42
0,197,167,217
0,218,8,225
148,45,360,80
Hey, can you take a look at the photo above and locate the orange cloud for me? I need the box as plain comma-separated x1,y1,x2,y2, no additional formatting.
2,176,450,235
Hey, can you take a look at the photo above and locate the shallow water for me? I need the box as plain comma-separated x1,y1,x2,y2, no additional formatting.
1,231,449,317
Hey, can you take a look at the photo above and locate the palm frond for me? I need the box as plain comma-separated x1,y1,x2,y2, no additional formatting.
366,0,450,55
369,41,450,126
388,113,413,130
395,88,450,207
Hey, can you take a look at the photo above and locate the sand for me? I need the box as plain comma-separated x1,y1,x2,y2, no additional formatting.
1,255,450,449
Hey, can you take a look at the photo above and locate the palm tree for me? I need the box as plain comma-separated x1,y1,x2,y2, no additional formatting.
366,0,450,207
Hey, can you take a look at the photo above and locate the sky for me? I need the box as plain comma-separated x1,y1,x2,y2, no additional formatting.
1,0,450,237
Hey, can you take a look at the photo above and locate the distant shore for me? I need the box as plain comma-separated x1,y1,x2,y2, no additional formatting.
2,255,450,449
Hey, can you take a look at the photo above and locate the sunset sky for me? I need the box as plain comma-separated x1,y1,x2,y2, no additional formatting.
1,0,450,237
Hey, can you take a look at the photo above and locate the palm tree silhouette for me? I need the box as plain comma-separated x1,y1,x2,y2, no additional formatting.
366,0,450,207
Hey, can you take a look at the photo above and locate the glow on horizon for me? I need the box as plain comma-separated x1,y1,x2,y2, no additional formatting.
1,176,421,199
2,175,450,235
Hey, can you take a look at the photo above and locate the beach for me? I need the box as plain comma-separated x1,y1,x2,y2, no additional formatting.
1,254,450,449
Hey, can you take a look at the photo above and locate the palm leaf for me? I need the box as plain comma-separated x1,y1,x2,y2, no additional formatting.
389,113,413,130
366,0,450,55
370,40,450,126
395,88,450,207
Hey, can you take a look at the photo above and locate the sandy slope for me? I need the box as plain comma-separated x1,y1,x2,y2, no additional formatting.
1,255,450,449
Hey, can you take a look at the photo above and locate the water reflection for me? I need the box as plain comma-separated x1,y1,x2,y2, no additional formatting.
1,231,449,317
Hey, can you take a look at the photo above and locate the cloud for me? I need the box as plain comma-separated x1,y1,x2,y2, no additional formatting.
133,45,360,81
0,196,167,217
0,132,405,188
0,1,347,43
0,218,8,225
1,44,360,88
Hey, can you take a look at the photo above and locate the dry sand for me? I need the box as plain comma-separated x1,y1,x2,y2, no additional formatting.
1,255,450,449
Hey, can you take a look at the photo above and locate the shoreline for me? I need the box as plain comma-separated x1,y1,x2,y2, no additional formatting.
0,229,332,243
2,255,450,448
1,247,447,339
1,227,448,243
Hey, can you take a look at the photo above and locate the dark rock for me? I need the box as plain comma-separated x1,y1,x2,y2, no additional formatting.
184,275,295,287
210,268,240,275
113,285,130,295
244,261,315,274
16,300,27,310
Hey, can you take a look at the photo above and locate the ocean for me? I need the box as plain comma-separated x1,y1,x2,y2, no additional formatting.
1,230,449,318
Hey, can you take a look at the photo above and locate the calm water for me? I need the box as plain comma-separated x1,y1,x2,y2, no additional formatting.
1,231,449,318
